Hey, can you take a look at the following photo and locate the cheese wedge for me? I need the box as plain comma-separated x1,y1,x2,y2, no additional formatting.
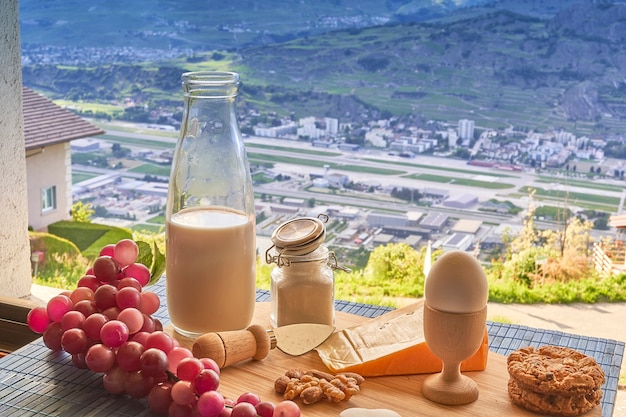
315,299,489,376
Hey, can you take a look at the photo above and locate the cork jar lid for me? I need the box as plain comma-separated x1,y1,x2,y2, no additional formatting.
271,216,327,256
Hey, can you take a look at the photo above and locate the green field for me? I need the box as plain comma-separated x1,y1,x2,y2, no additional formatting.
72,172,98,184
246,142,342,157
247,153,406,176
403,173,516,189
535,176,625,193
128,163,171,176
363,158,519,178
519,186,620,211
131,224,164,233
98,134,176,149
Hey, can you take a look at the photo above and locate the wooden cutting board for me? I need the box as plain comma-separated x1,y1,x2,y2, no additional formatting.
167,303,602,417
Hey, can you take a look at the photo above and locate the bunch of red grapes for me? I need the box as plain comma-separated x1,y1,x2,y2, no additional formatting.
27,239,301,417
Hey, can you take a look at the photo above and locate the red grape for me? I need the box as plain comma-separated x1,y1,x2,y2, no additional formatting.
154,318,164,332
137,314,156,333
116,286,142,310
73,300,98,317
167,346,194,373
255,401,275,417
113,239,139,267
102,306,120,320
83,313,108,341
116,341,145,372
169,403,194,417
76,274,100,291
117,307,144,334
217,406,233,417
237,392,260,406
171,380,197,406
231,402,257,417
60,310,86,332
61,328,88,355
139,291,160,315
43,322,64,351
47,294,73,322
99,244,115,257
27,306,50,334
100,320,129,348
93,255,120,283
272,400,301,417
197,390,225,417
118,277,142,291
177,357,204,382
122,262,151,287
130,331,150,347
125,370,154,399
103,366,129,395
147,382,174,414
200,357,221,375
94,284,118,311
140,347,168,377
85,343,115,373
69,287,95,305
145,331,175,353
194,369,220,395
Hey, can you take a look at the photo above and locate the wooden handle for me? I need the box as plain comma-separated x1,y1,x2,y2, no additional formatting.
192,324,272,368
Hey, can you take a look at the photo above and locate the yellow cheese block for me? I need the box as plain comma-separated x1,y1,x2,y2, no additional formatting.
315,299,489,377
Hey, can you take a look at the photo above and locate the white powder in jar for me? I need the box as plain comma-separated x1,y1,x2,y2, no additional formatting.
270,245,335,327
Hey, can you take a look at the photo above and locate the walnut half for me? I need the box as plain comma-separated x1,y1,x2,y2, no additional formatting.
274,368,365,405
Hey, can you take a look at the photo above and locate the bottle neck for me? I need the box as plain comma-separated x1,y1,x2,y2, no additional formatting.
182,71,240,99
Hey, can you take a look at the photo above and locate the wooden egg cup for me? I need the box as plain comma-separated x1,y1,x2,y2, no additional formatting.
422,304,487,405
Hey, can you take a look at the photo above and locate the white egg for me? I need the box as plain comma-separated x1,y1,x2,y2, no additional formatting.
424,250,488,313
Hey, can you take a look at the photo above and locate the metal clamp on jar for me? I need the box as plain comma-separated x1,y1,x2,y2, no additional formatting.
266,214,350,328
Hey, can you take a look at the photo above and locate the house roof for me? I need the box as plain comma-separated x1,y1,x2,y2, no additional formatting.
22,87,104,151
610,214,626,229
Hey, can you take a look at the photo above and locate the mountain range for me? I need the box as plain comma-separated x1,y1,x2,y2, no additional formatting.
19,0,626,138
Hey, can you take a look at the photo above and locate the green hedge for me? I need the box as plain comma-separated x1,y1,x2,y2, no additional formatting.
487,273,626,303
30,231,81,257
47,220,132,259
29,231,87,288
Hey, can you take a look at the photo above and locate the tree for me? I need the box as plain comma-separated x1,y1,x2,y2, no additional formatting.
594,217,609,230
70,201,94,223
111,143,130,158
510,189,539,254
499,188,596,286
363,243,439,298
541,216,593,259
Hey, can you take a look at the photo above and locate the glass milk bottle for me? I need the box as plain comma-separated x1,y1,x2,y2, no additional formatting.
165,71,256,337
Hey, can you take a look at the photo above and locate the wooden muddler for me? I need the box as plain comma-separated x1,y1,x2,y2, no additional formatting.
192,324,273,368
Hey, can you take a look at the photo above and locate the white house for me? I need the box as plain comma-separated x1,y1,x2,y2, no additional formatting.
23,87,104,231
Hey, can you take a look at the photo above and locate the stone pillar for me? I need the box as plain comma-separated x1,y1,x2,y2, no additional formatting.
0,0,33,298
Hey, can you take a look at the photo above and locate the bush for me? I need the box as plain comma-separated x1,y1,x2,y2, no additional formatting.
29,232,89,289
487,273,626,303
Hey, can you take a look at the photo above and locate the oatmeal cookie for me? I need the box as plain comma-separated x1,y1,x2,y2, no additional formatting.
507,346,605,395
508,378,602,417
